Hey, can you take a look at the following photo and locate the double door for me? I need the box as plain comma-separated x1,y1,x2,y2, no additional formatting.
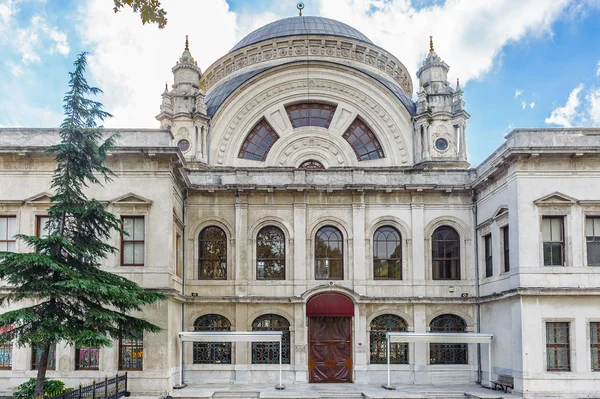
308,316,352,383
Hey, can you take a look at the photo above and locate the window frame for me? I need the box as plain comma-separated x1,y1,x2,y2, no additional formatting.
0,342,12,370
429,314,468,365
431,226,461,280
314,225,344,280
285,102,337,129
251,314,291,364
586,216,600,267
545,321,571,372
0,215,17,252
75,347,100,371
484,234,493,278
542,216,565,266
198,226,228,280
256,226,286,280
591,321,600,372
31,344,56,371
369,314,408,364
238,118,279,161
342,117,385,161
502,226,510,273
372,226,403,280
192,314,232,364
120,216,145,267
118,333,143,371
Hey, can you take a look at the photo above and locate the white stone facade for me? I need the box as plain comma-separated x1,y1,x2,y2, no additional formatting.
0,16,599,399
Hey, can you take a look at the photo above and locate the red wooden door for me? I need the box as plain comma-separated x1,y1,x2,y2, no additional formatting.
308,316,352,383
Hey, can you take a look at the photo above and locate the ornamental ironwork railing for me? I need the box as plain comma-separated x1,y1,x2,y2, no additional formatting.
44,373,128,399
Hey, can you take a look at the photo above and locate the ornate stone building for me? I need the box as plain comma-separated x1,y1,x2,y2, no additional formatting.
0,15,599,399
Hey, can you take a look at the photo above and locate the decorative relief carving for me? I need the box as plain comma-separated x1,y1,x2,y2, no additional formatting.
177,127,189,138
201,36,413,95
215,78,409,165
276,136,345,166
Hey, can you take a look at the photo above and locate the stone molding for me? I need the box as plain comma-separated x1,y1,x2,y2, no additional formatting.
202,36,413,95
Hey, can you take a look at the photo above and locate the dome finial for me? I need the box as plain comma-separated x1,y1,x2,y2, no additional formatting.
456,78,460,88
297,2,304,16
429,36,434,52
185,35,189,51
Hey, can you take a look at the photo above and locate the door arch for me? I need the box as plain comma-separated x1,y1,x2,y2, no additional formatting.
307,293,354,383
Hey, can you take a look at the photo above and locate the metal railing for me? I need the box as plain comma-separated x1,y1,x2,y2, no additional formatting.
44,373,128,399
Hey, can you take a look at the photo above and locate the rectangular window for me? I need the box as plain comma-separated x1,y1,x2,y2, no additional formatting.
75,348,99,370
484,234,493,278
121,216,145,266
502,226,510,272
586,217,600,266
36,216,50,238
32,345,56,370
542,217,564,266
592,322,600,371
546,322,570,371
0,216,16,251
0,343,12,370
119,333,143,370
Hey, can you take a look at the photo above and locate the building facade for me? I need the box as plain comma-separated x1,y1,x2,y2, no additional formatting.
0,15,599,398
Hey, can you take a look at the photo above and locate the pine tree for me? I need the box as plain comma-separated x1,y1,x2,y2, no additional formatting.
0,52,165,397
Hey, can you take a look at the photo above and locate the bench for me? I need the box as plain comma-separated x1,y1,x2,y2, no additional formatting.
491,374,514,393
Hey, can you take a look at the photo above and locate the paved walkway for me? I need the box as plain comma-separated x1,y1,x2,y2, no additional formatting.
170,383,519,399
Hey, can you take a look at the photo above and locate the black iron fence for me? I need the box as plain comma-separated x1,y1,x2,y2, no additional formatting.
44,373,128,399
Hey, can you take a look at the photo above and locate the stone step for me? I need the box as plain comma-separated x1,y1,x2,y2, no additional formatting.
212,392,260,399
318,393,364,399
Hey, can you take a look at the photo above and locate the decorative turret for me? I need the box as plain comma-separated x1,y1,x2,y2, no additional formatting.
414,37,469,168
156,36,209,162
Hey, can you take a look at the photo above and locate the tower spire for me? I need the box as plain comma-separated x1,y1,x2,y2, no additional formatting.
185,35,189,51
429,36,434,52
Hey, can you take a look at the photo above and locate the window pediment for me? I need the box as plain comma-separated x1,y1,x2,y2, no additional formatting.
110,193,153,207
534,192,578,206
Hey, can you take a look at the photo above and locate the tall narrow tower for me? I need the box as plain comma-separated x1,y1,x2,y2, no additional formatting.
414,37,469,168
156,36,209,162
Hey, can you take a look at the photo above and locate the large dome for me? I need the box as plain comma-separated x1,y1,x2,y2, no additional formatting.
231,16,373,52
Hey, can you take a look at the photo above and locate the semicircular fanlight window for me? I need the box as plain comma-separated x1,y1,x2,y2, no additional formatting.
299,160,325,169
343,117,385,161
285,103,337,128
238,118,280,161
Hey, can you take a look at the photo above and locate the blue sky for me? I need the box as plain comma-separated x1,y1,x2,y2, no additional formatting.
0,0,599,166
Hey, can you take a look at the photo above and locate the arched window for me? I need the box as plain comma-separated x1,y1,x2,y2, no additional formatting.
343,117,384,161
373,226,402,279
256,226,285,280
315,226,343,280
252,314,291,364
285,103,337,128
432,226,460,280
193,315,231,364
199,226,227,280
429,314,467,364
369,315,408,364
299,160,325,169
238,118,279,161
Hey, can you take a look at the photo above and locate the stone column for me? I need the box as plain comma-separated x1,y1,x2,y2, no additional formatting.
293,302,308,382
293,192,307,295
413,304,429,384
352,192,366,294
234,193,248,296
423,125,431,159
459,124,467,160
234,303,250,383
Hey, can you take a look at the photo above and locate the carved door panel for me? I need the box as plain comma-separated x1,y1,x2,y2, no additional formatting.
308,316,352,383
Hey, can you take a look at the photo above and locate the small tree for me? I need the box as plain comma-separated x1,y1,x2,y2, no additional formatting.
0,52,165,397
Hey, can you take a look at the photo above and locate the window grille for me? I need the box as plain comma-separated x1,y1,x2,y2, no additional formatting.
369,315,408,364
373,227,402,279
432,226,460,280
121,216,145,266
342,117,384,161
0,343,12,370
252,314,290,364
299,160,325,169
542,217,564,266
119,333,143,370
315,226,343,280
76,348,99,370
285,103,337,128
256,226,286,280
586,217,600,266
193,315,232,364
429,314,467,365
238,118,279,161
199,226,227,279
546,322,570,371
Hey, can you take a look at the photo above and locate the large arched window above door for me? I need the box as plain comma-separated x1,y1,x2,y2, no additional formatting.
343,117,384,161
315,226,343,280
432,226,461,280
285,103,337,128
251,314,291,364
256,226,285,280
192,314,232,364
238,118,279,161
429,314,467,364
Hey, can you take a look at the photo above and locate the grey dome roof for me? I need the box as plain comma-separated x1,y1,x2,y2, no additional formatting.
231,16,373,52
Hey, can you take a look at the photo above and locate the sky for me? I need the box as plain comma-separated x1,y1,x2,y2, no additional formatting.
0,0,599,166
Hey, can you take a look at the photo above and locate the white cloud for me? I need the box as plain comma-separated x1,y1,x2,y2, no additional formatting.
587,89,600,126
545,84,584,127
7,61,23,77
316,0,570,86
515,89,523,98
521,100,526,110
530,102,535,109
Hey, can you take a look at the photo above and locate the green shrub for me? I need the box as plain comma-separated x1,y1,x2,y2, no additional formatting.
13,378,66,399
